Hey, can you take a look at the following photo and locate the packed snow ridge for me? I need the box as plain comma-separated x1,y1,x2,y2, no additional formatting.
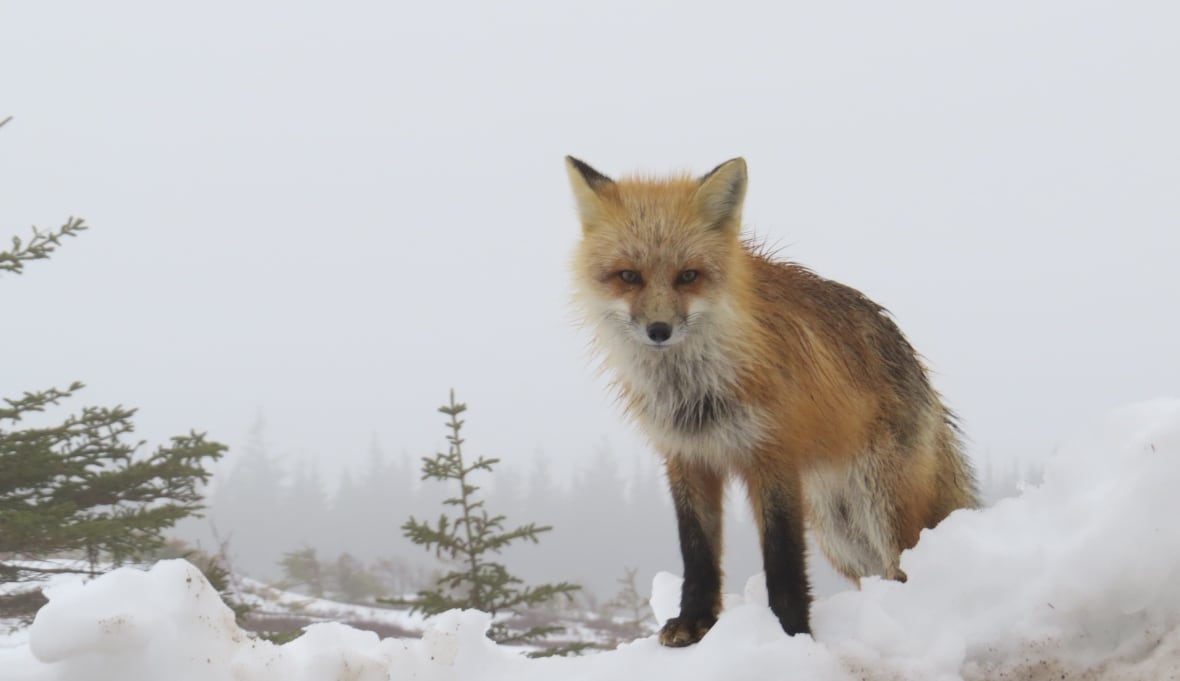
3,400,1180,681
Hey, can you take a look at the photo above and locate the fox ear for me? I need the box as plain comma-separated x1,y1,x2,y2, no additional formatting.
565,156,614,229
695,158,747,232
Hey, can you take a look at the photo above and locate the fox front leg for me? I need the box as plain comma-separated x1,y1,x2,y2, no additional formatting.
660,460,725,647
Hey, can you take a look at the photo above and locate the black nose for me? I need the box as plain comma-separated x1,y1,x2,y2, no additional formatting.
646,322,672,343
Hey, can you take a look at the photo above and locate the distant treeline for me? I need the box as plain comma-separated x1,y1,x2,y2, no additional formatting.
173,416,1041,603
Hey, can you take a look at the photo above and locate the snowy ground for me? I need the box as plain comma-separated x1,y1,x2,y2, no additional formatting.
3,399,1179,681
233,577,429,640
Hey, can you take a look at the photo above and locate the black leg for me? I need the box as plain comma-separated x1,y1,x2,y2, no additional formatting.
762,508,811,634
659,460,724,647
753,477,811,636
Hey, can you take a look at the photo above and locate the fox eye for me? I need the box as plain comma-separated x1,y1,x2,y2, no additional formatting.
618,270,642,285
676,269,699,285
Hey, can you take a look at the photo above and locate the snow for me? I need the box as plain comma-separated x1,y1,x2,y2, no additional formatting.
4,400,1180,681
233,577,429,637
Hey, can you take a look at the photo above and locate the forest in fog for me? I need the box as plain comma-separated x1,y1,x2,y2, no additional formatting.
173,411,1041,606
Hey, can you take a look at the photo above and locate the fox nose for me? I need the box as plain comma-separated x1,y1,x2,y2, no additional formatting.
646,322,673,343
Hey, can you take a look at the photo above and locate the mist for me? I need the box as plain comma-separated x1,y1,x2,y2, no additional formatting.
4,1,1177,601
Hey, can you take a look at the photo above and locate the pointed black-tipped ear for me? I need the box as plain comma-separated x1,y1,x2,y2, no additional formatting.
565,156,615,228
695,158,747,232
566,156,614,192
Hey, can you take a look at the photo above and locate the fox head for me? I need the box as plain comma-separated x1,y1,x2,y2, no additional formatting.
566,156,750,354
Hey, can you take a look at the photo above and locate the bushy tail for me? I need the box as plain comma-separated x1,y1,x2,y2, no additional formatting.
932,414,981,519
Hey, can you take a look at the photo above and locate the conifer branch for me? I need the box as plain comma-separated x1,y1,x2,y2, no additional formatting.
1,218,88,276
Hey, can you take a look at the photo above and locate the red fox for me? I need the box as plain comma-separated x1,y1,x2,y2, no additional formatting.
565,156,978,646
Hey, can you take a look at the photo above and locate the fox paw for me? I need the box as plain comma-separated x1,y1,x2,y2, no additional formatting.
658,615,716,647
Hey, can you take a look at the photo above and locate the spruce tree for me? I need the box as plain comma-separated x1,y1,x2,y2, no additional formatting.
1,384,225,573
1,185,226,617
385,391,585,655
602,566,653,642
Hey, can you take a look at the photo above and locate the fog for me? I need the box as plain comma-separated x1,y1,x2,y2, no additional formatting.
4,1,1177,598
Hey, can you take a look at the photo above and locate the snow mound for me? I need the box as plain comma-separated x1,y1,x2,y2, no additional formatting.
4,400,1179,681
814,398,1180,679
26,560,242,680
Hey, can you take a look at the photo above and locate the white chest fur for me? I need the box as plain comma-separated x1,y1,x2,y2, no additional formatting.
601,330,765,471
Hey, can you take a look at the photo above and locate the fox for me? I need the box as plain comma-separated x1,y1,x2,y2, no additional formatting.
564,156,979,647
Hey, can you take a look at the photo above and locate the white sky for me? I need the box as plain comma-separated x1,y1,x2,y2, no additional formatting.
3,1,1177,484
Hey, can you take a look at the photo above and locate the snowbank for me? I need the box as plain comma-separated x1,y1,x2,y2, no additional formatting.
3,400,1179,681
816,399,1180,679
